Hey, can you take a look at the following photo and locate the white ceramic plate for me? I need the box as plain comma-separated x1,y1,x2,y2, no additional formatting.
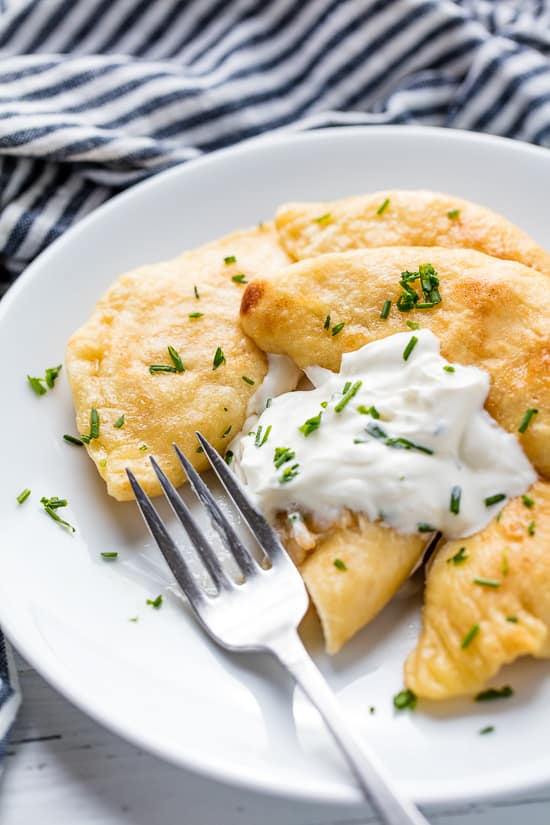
1,126,549,808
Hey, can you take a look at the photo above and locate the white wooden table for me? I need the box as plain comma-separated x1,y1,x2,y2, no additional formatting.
1,655,549,825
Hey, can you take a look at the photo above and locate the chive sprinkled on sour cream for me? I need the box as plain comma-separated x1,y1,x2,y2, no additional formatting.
450,485,461,515
402,335,418,361
298,412,322,436
485,493,506,507
101,552,118,560
146,594,163,608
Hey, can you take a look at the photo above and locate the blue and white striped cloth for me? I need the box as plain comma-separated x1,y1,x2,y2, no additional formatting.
2,0,550,762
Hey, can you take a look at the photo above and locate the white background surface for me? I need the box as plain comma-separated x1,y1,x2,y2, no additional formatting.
1,654,550,825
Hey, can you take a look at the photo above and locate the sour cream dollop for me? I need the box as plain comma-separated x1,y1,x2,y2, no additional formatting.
234,330,535,539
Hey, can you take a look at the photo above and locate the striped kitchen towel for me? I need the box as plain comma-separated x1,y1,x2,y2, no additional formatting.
2,0,550,761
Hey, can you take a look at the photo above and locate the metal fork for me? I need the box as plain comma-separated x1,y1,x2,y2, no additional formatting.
126,434,430,825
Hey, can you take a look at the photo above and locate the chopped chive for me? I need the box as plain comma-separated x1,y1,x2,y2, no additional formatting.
241,375,255,385
196,445,204,453
366,422,387,440
224,255,236,265
221,425,232,438
461,624,480,649
521,494,534,508
475,686,513,702
417,522,436,533
279,463,299,484
98,459,107,468
274,447,295,468
16,488,31,504
415,302,437,309
259,424,272,447
45,364,62,389
313,212,331,224
320,400,328,408
473,577,501,588
40,496,75,533
393,689,417,711
146,594,163,608
402,335,418,361
139,444,148,451
343,381,351,394
114,415,125,428
369,706,376,715
193,285,200,299
331,322,345,336
450,485,461,515
357,404,380,419
188,312,204,319
506,616,519,623
27,375,47,395
485,493,506,507
129,616,139,622
224,450,234,465
63,434,84,446
380,300,391,319
447,209,461,219
501,548,509,576
149,365,178,374
89,408,99,440
479,726,495,735
376,198,390,215
334,380,362,413
443,365,455,373
299,411,322,436
384,436,433,455
323,313,331,330
254,425,263,447
518,408,538,433
101,552,118,560
212,347,226,370
448,546,468,565
406,320,420,330
527,520,536,536
333,558,347,571
231,273,248,284
167,345,185,372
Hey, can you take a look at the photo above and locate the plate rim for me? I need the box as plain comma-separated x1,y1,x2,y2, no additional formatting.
2,124,550,808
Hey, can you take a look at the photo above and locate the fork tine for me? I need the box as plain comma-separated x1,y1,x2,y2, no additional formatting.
196,432,289,565
126,469,205,606
172,444,257,578
149,456,234,591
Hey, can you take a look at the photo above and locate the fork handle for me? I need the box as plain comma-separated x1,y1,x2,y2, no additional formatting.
269,632,430,825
